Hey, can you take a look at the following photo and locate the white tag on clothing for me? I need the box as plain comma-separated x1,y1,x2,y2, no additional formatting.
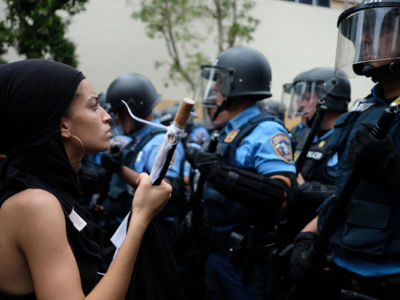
110,212,130,249
68,207,87,232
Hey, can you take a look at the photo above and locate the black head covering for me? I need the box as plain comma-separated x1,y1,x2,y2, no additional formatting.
0,59,85,201
0,59,106,294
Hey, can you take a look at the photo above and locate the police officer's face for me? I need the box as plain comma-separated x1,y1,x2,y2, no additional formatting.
298,92,318,121
360,15,400,68
61,79,112,153
114,108,136,135
213,77,226,106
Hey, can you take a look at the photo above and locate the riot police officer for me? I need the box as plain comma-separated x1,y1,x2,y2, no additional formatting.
291,1,400,299
285,67,351,234
257,99,286,122
187,46,296,299
100,73,186,238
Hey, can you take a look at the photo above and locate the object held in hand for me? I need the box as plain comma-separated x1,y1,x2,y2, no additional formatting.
150,98,195,185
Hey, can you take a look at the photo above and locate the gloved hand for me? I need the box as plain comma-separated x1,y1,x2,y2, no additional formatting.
349,123,400,184
290,232,325,281
77,166,104,194
185,146,222,182
101,144,123,173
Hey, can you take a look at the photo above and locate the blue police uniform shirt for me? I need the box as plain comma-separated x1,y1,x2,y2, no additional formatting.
294,122,306,136
223,104,295,175
110,135,132,149
318,84,400,277
203,104,295,232
84,134,132,169
189,124,210,145
129,119,184,178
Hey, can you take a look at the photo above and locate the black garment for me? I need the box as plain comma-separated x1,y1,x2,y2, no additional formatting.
295,128,335,185
0,290,36,300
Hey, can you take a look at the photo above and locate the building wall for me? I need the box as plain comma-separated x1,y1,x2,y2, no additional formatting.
1,0,373,113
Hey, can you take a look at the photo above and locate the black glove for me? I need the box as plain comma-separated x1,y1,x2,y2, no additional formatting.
290,232,326,281
101,144,123,173
349,123,400,185
77,166,107,194
186,146,222,182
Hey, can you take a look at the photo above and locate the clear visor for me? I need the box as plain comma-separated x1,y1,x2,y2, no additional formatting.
193,65,234,127
282,81,327,121
194,65,234,107
335,7,400,77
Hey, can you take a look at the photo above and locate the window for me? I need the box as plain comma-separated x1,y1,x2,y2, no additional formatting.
285,0,330,8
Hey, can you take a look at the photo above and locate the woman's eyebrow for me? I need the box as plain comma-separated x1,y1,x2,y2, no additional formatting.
88,95,98,102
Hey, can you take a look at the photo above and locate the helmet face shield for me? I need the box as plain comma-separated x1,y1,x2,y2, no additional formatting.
336,6,400,76
196,65,235,107
283,81,327,120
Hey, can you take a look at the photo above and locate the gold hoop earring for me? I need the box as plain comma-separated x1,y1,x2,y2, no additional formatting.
69,134,85,161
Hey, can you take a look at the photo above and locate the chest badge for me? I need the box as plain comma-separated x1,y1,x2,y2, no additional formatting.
224,129,239,143
393,96,400,105
294,150,300,162
271,132,293,164
318,140,326,148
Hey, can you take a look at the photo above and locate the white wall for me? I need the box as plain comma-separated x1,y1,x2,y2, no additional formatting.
1,0,373,104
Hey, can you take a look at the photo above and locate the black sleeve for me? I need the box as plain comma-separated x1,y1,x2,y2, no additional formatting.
211,164,292,211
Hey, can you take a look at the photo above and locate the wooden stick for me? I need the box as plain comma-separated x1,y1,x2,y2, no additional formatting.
173,98,195,128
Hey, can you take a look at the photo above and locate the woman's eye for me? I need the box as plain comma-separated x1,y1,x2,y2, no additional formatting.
92,102,99,110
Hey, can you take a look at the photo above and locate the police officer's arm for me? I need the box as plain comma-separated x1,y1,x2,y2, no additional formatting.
210,165,294,211
302,216,318,234
119,165,140,188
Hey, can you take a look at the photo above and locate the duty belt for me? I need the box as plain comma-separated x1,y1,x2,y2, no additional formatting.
209,230,245,256
334,265,400,300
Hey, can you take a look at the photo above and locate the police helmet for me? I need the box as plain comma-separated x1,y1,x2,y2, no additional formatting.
336,0,400,78
283,67,351,119
257,99,286,121
106,73,161,119
98,91,110,112
198,46,272,107
160,102,180,125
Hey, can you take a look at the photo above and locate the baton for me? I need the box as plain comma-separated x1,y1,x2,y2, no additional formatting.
150,98,195,185
311,103,399,258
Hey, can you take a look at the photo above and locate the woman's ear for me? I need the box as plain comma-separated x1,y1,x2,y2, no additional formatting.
60,116,71,138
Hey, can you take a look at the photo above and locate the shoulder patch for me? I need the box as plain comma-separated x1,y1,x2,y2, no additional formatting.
271,132,293,164
224,129,239,143
351,98,375,112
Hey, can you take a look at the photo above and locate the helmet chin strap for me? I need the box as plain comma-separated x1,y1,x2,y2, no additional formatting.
212,99,228,121
359,59,400,82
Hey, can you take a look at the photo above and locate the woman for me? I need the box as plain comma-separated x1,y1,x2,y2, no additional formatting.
0,59,171,299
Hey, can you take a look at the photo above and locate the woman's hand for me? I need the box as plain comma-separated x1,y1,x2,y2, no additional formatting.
131,173,171,222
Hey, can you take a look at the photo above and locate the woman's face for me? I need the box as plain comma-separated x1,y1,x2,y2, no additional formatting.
62,79,112,153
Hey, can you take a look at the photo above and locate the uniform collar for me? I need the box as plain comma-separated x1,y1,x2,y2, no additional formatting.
132,118,161,140
371,84,387,105
371,84,400,105
313,128,334,143
224,104,260,134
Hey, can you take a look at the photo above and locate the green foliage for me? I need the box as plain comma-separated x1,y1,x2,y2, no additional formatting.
131,0,259,92
0,21,14,64
0,0,88,66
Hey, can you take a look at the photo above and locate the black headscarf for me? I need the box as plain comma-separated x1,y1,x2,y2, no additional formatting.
0,59,106,294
